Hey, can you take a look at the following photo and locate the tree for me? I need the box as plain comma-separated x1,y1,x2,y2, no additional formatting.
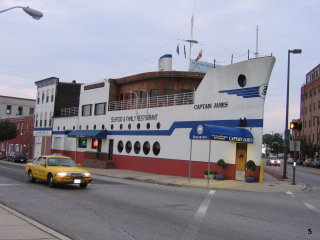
0,119,17,141
263,133,284,155
300,137,316,159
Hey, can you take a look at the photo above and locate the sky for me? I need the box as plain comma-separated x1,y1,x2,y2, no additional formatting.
0,0,319,134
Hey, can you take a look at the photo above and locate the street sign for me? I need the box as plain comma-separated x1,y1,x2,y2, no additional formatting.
290,140,300,151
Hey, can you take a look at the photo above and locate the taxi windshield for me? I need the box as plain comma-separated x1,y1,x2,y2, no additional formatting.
47,157,77,167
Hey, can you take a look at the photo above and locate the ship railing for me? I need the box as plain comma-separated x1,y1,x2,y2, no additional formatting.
60,107,79,116
108,92,194,111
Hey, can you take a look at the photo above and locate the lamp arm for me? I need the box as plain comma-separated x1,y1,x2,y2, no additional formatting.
0,6,23,14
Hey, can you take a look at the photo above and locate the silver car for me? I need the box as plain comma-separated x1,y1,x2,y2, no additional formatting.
266,156,281,166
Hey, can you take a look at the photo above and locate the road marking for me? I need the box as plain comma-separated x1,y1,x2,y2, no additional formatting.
180,190,216,240
304,203,316,210
195,190,216,219
286,191,295,197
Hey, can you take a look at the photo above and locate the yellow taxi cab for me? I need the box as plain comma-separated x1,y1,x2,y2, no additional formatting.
25,154,92,188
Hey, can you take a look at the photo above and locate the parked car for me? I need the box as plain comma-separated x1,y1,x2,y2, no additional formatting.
296,159,304,166
287,158,294,164
24,155,92,188
302,159,313,167
312,158,320,168
266,156,281,166
6,152,28,163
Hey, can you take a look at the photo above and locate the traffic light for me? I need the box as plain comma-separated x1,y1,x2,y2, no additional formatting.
290,121,302,131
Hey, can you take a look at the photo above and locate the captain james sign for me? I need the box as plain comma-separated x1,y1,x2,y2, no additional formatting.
190,124,253,143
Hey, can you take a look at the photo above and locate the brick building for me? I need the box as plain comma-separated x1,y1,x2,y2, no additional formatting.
300,64,320,146
0,116,34,158
0,96,35,157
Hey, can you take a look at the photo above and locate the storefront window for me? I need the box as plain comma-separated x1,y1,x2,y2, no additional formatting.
134,141,141,154
153,142,160,156
143,141,150,155
117,140,124,153
126,141,132,153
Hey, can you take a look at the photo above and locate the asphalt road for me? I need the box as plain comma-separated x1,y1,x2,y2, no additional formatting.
0,161,319,240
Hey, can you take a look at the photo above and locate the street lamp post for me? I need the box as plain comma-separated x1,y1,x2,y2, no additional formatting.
0,6,43,19
283,49,302,179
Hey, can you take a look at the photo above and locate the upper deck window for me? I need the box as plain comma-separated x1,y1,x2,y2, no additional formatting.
94,102,106,115
82,104,92,116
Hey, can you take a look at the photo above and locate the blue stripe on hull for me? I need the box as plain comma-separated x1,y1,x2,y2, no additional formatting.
53,119,263,136
108,119,262,136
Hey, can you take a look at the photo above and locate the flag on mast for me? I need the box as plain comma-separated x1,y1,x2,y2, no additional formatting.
195,49,202,61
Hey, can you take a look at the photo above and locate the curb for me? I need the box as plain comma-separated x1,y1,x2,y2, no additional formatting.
92,173,306,192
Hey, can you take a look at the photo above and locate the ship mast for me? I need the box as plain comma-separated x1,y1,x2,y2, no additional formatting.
185,1,198,70
179,0,198,70
254,25,259,58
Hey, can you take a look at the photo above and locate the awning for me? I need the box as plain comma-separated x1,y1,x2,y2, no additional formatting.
68,130,108,139
189,124,253,143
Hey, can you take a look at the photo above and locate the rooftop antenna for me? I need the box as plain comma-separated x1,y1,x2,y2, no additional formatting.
254,25,259,58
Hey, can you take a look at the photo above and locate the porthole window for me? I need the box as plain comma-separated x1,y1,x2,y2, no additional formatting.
120,124,123,130
86,125,89,130
156,122,161,129
94,125,96,130
128,124,131,130
134,141,141,154
143,141,150,155
58,126,60,130
153,142,161,156
125,141,132,153
79,125,82,130
137,123,141,130
111,124,114,130
102,124,105,130
117,140,124,153
238,74,247,88
73,126,75,130
146,123,150,129
63,126,65,130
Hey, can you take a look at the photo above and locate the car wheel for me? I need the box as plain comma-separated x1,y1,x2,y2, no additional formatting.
48,174,55,188
79,183,88,189
28,170,36,183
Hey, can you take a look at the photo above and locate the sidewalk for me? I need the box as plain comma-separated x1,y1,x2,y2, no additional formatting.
88,168,307,193
0,202,71,240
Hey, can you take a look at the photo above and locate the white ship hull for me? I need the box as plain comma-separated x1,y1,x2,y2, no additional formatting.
51,56,275,181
